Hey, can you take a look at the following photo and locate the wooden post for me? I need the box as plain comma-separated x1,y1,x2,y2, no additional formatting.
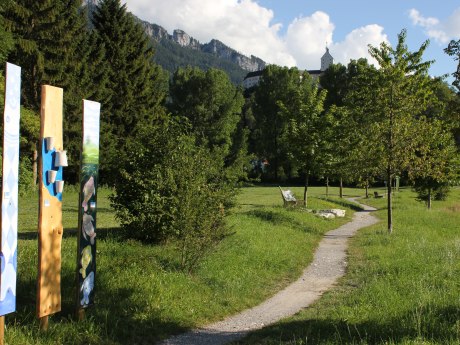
0,316,4,344
36,85,65,327
77,308,85,322
39,315,48,331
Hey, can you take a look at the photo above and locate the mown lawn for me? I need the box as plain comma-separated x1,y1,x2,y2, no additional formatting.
236,187,460,345
7,185,359,344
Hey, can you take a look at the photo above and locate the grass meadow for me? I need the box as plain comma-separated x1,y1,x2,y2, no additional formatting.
236,187,460,345
7,185,358,344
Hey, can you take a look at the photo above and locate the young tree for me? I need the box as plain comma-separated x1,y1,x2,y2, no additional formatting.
409,118,458,209
111,118,235,272
279,71,326,205
348,29,434,233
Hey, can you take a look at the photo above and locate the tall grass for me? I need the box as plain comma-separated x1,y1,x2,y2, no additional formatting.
7,185,357,344
237,187,460,344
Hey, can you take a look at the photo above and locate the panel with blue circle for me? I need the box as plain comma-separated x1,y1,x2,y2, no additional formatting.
41,138,63,201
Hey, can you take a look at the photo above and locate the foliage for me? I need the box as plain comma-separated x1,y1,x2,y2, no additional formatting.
251,66,320,181
409,118,459,208
111,118,237,272
444,39,460,93
169,66,248,181
346,29,435,232
1,0,103,183
278,70,326,203
169,67,244,156
0,13,14,66
320,58,373,110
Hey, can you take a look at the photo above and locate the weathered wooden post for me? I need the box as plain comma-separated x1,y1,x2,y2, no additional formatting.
36,85,66,330
76,100,100,320
0,62,21,344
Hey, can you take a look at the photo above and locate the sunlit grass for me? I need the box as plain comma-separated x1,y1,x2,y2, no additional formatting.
237,187,460,345
7,185,358,344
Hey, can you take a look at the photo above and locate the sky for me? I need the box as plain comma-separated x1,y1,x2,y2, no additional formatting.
122,0,460,84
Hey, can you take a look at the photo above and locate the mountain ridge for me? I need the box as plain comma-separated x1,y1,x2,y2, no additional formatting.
83,0,266,84
138,19,266,73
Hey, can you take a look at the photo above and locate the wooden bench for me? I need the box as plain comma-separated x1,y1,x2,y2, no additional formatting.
279,186,303,207
374,191,386,198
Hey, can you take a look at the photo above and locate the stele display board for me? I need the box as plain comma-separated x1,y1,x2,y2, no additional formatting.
37,85,64,318
0,63,21,316
76,100,100,309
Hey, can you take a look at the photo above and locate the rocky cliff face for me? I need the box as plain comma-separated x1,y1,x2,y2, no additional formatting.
202,39,265,72
172,30,200,50
84,0,265,72
139,22,265,72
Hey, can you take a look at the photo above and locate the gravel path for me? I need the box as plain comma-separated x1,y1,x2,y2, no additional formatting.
160,198,379,345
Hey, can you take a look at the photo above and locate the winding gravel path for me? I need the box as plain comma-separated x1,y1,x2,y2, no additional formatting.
160,198,379,345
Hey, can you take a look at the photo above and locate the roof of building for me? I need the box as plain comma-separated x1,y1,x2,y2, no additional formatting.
243,70,264,80
307,69,322,75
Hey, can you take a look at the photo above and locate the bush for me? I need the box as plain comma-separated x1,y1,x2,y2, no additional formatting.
111,118,236,272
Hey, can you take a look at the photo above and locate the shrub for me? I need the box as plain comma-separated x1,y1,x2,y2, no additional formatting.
111,118,236,271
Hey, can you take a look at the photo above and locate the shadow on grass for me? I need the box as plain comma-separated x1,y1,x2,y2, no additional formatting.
234,306,460,344
61,207,114,214
13,260,188,344
317,197,364,212
245,209,322,235
19,227,124,241
246,209,293,225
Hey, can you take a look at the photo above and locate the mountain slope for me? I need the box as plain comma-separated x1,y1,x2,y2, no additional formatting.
138,20,266,84
83,0,266,84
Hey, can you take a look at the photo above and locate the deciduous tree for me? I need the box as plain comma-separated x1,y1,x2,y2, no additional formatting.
348,29,434,233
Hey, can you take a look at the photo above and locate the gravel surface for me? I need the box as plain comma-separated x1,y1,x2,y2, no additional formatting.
160,198,379,345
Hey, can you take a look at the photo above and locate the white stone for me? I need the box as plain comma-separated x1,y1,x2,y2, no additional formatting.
316,212,335,219
327,209,346,217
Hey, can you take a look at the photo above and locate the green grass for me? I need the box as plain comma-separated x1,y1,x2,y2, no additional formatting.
236,187,460,345
7,185,357,344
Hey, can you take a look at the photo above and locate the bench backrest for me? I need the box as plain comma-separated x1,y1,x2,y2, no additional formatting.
280,187,297,202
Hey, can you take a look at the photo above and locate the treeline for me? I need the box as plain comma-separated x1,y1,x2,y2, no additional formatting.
1,0,460,265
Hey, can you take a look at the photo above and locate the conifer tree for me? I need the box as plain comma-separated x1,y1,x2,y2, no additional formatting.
91,0,168,184
1,0,95,182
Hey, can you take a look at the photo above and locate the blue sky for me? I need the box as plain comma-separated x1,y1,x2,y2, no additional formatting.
124,0,460,85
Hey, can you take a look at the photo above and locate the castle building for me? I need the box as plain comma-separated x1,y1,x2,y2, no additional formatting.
243,47,333,89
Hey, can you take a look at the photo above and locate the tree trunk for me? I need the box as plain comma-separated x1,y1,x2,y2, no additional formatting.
387,174,393,234
339,177,343,198
326,176,329,198
303,173,309,207
365,183,369,199
33,148,38,185
427,188,432,209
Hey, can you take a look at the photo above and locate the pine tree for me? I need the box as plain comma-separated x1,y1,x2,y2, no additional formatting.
91,0,168,184
1,0,96,183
